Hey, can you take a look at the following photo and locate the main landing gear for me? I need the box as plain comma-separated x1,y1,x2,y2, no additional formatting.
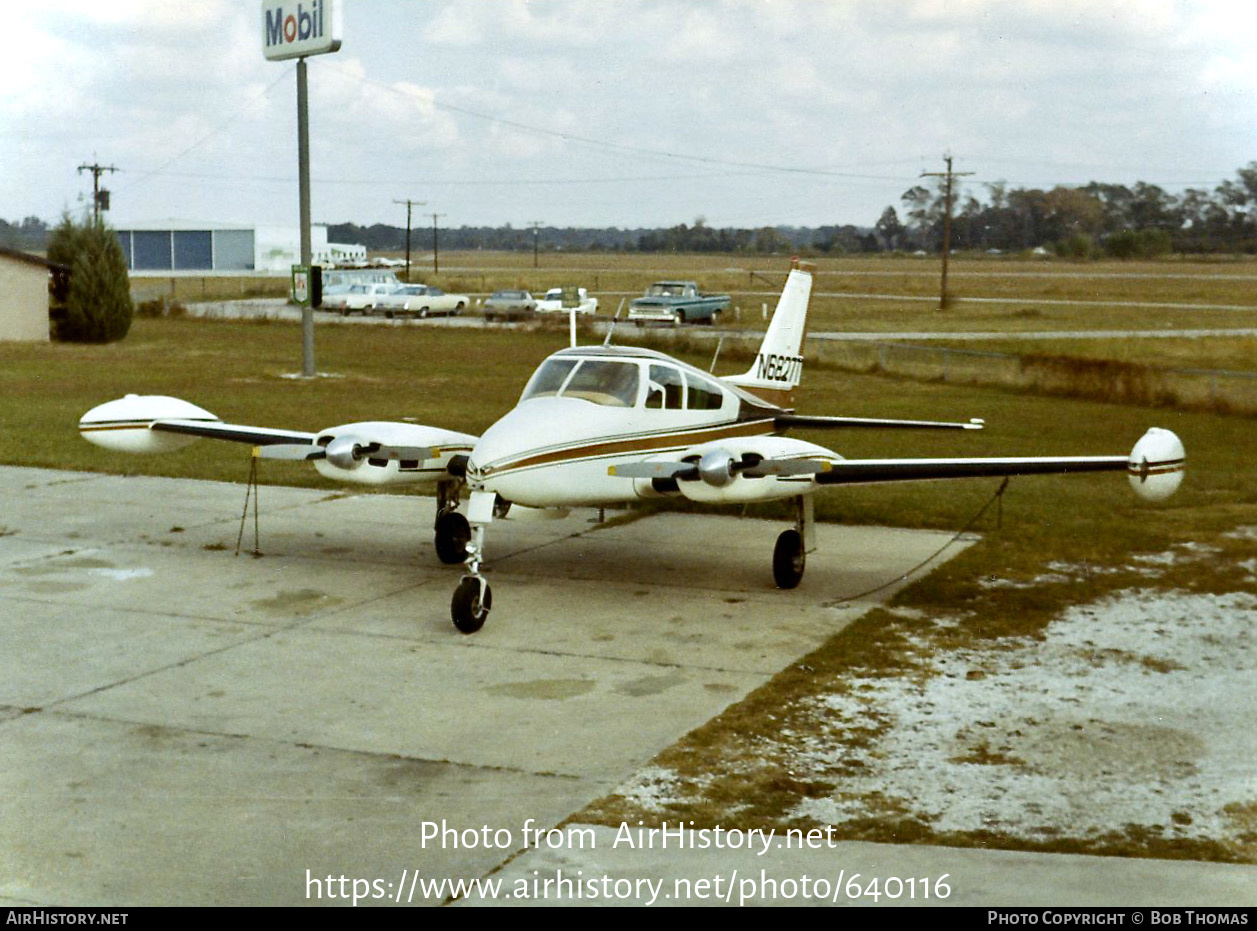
772,495,814,590
434,481,469,564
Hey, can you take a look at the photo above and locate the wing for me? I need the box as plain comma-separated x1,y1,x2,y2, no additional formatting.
79,394,478,486
609,428,1185,504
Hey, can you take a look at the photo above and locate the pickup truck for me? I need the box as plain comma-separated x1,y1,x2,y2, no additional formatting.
628,281,730,325
535,286,598,315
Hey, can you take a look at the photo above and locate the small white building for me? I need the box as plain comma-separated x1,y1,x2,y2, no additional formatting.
113,220,365,273
0,246,64,341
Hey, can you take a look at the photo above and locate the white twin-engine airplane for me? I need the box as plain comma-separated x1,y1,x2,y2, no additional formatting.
80,260,1185,634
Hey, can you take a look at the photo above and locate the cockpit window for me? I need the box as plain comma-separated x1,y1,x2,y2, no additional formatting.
520,358,578,400
521,358,641,407
561,360,640,406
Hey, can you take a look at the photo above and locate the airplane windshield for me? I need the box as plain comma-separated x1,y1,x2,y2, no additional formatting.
521,358,641,407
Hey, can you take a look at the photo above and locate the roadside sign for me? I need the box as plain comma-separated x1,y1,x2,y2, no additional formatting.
292,265,311,306
262,1,342,61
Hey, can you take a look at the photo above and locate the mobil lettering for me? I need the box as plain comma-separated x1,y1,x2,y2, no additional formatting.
265,1,326,48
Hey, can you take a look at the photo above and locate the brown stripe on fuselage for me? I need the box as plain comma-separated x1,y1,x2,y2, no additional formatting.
480,418,777,477
736,385,796,407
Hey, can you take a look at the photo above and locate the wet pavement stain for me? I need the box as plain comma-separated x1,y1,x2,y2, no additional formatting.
487,678,596,700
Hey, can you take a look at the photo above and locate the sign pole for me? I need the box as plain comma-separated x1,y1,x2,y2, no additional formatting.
297,56,315,377
263,0,341,377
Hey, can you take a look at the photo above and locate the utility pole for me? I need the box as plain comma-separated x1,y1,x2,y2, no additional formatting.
529,220,543,269
77,162,119,223
920,154,973,309
393,199,426,283
428,212,446,274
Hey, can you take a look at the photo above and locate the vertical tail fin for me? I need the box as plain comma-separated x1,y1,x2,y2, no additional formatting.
724,258,813,407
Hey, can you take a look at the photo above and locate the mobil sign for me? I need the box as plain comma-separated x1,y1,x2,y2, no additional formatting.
262,0,342,60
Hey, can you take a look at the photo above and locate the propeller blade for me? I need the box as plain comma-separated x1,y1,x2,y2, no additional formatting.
608,460,698,480
366,444,437,461
742,458,833,478
255,443,326,461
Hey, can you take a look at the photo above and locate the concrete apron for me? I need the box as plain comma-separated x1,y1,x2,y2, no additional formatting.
0,467,966,906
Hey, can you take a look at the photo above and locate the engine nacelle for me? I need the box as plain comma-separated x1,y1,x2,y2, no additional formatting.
312,421,478,486
79,395,218,454
675,436,833,504
1128,427,1185,502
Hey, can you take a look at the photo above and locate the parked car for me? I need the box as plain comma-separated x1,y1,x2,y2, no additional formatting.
482,289,537,322
332,283,399,316
534,286,598,315
374,285,469,318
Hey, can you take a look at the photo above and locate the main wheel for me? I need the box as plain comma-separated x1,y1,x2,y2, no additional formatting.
452,577,491,634
772,529,806,589
434,511,471,564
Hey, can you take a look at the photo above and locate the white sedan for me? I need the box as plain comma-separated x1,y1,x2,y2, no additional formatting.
374,285,470,318
535,286,598,315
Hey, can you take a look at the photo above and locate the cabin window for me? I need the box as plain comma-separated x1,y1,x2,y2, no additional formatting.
646,364,685,410
685,373,725,410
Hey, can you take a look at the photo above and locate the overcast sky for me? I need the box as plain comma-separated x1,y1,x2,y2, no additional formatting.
4,0,1254,232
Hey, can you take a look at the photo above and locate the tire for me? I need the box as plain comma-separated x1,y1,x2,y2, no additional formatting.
434,511,470,564
418,308,429,319
674,310,686,326
451,577,491,634
772,529,806,589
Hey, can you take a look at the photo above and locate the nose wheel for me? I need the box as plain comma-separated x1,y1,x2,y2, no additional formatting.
450,516,491,633
451,575,492,634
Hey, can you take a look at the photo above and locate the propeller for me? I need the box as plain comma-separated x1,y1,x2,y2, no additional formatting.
610,450,834,486
255,437,436,469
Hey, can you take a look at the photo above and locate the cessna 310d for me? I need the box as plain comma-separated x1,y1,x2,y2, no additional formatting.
79,259,1185,634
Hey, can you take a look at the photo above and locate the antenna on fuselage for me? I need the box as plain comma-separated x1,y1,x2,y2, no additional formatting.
602,298,625,347
709,336,724,373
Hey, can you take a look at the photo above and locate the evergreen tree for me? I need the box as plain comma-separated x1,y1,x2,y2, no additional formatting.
47,216,132,343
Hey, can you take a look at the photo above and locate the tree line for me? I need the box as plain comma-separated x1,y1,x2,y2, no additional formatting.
887,162,1257,257
331,162,1255,258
